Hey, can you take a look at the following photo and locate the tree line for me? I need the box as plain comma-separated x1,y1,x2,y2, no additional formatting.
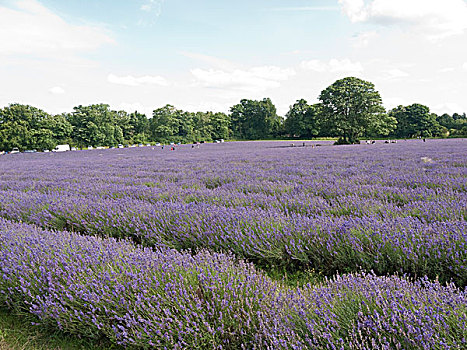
0,77,466,151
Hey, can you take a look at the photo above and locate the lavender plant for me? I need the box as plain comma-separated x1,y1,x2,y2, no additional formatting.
0,140,465,286
0,218,465,349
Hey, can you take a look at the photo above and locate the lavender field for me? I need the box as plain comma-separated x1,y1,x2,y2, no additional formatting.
0,139,466,349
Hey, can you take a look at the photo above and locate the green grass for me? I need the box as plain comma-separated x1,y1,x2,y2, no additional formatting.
0,308,120,350
261,265,325,288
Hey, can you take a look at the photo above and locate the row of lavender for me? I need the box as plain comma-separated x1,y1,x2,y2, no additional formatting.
0,140,465,286
1,218,465,349
1,188,465,286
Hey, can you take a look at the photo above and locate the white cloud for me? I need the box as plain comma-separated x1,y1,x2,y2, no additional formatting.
181,52,239,71
463,62,467,71
249,66,296,81
352,31,378,48
184,101,231,113
191,66,296,92
117,102,145,112
300,58,364,74
116,102,154,117
48,86,65,95
107,73,169,87
0,0,114,56
339,0,467,39
433,102,466,115
139,0,164,15
270,7,340,12
338,0,368,22
439,67,455,73
299,60,326,72
138,0,165,26
383,96,409,110
383,68,409,80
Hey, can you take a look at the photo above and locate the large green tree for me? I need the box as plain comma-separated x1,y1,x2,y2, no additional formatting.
191,111,213,142
209,112,231,140
43,113,73,144
116,111,150,144
68,104,124,148
230,98,281,140
0,104,63,151
284,99,320,138
150,105,184,142
319,77,387,144
436,112,467,136
390,104,441,138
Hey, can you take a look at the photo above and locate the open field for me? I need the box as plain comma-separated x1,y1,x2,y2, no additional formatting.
0,139,466,349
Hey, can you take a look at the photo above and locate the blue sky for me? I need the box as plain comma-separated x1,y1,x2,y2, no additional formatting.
1,0,467,117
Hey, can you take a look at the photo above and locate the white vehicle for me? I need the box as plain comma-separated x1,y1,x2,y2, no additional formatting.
10,147,20,154
118,144,124,148
53,144,70,152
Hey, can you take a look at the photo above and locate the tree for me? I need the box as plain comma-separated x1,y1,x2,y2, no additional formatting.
117,111,149,144
209,112,231,140
230,98,281,140
319,77,386,144
191,112,213,142
0,104,51,151
150,105,182,142
284,99,320,138
68,104,123,147
42,113,73,144
365,113,397,138
390,104,441,138
436,112,467,136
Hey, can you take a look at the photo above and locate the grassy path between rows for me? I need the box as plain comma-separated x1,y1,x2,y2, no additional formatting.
0,308,119,350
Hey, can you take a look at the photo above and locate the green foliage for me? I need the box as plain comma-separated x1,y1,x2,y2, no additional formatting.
67,104,124,148
149,105,230,143
43,113,73,143
115,110,150,144
0,86,464,152
284,99,321,138
390,104,442,138
150,105,183,142
209,111,231,140
0,104,73,152
319,77,387,144
230,98,282,139
365,112,397,137
436,112,467,137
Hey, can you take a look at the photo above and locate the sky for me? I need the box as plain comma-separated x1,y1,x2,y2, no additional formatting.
1,0,467,117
